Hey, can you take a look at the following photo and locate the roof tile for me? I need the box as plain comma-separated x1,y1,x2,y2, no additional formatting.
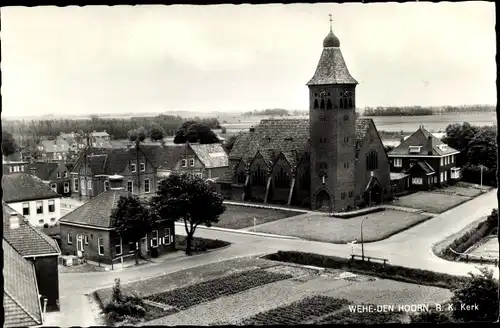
307,47,358,85
2,174,60,203
388,126,459,156
189,143,228,169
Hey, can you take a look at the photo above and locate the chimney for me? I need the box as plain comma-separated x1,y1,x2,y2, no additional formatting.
10,213,20,229
108,174,125,190
249,126,255,133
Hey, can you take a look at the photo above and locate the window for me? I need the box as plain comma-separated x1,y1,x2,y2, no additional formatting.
412,177,423,185
115,237,123,256
129,241,136,253
67,233,73,244
151,230,159,248
51,183,57,193
348,191,353,198
440,157,444,166
182,159,187,167
319,162,328,170
64,182,70,193
313,99,319,109
39,219,44,224
251,166,266,186
341,192,346,200
144,178,150,193
57,172,61,178
64,171,68,178
80,178,86,195
9,166,13,173
48,200,55,212
189,158,195,167
326,98,333,109
21,165,24,172
451,155,455,163
366,151,378,171
320,138,327,143
87,180,92,190
433,176,438,183
127,180,133,192
129,163,136,173
104,181,110,191
394,158,402,168
36,201,43,214
343,162,349,169
237,170,246,184
163,228,171,245
451,168,460,179
140,162,146,172
320,99,325,109
409,146,422,154
344,136,349,143
343,115,349,121
22,203,30,216
274,166,291,189
98,237,104,255
74,178,79,192
84,235,89,245
195,173,202,178
77,235,84,252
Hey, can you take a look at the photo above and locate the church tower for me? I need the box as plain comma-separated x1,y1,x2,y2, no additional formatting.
308,17,358,212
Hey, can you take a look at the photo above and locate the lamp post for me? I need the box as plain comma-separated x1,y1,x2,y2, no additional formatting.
361,216,368,261
478,165,487,192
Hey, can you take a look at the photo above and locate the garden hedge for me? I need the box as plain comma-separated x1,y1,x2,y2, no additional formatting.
175,235,230,252
264,251,468,290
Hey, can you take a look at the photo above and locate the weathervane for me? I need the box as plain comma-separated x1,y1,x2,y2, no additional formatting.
329,14,332,31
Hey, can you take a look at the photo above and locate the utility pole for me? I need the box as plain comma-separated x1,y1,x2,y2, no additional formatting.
361,217,368,261
136,139,140,195
479,164,486,192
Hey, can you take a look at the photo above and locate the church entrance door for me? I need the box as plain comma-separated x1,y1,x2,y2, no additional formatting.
316,190,331,212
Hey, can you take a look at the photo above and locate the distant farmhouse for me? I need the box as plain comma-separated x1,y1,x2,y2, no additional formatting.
388,126,461,191
2,174,62,227
3,202,61,312
217,26,391,212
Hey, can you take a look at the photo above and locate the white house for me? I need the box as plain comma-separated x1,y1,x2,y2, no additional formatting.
2,174,62,227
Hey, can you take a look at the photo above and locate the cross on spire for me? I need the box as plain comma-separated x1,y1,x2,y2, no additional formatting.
329,14,332,31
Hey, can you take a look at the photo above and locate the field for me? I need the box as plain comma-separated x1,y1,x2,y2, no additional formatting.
95,256,453,326
468,236,499,259
209,205,302,230
250,210,432,244
393,191,471,214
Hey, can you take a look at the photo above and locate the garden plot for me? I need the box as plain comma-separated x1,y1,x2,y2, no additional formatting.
392,191,470,214
144,269,293,311
209,205,301,230
252,210,431,243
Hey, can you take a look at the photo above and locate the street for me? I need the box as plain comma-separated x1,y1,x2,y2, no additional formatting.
48,189,499,326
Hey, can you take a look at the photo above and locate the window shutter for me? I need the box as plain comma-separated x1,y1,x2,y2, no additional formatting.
159,237,163,246
150,239,153,247
170,235,174,244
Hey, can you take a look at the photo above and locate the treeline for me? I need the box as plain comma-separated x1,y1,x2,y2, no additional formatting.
363,105,495,117
2,115,221,146
243,109,290,116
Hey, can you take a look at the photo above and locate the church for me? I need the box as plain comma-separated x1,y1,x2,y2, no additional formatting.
217,22,391,212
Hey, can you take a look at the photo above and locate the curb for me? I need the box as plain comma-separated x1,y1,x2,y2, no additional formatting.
175,222,299,240
223,201,310,213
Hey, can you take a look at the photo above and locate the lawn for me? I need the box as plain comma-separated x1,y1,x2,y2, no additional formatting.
97,257,452,326
468,236,499,259
392,191,470,214
252,210,432,244
209,205,302,230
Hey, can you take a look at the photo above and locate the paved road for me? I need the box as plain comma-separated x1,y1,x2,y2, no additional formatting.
46,189,498,326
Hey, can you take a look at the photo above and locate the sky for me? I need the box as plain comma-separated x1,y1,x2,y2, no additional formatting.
1,3,496,118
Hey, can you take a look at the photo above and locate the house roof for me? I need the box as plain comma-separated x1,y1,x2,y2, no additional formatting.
217,161,238,184
153,145,186,170
388,126,459,157
27,162,61,181
3,239,43,327
40,138,71,153
307,47,358,85
91,131,110,138
2,174,61,203
92,137,114,148
408,160,435,175
59,189,130,228
3,203,61,257
189,143,229,169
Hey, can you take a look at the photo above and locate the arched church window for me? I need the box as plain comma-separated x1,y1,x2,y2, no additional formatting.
314,99,319,109
366,150,378,171
237,171,246,184
252,165,266,186
320,99,325,109
326,99,333,109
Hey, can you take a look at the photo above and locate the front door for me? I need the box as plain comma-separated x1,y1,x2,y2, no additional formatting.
316,190,331,212
77,235,84,254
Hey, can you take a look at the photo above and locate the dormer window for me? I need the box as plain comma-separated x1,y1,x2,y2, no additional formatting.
409,146,422,154
131,163,136,172
140,162,146,172
438,144,448,151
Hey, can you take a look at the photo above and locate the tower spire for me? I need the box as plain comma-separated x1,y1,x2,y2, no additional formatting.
329,14,332,32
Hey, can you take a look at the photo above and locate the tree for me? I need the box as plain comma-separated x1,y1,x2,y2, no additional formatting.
467,126,496,169
174,121,219,144
450,267,499,323
149,124,165,142
151,173,226,255
128,127,147,194
442,122,479,166
2,131,17,157
111,194,155,265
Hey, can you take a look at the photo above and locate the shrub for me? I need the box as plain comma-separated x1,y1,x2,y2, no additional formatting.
102,278,147,324
410,307,453,323
43,223,49,228
175,235,230,252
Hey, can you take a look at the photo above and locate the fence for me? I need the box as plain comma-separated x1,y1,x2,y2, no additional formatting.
448,247,498,266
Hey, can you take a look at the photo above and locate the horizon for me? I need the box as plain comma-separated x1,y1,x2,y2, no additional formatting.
1,3,496,118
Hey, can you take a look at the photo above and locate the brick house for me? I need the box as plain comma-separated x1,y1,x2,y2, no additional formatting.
4,239,44,327
59,175,175,265
173,143,229,180
3,202,61,312
28,161,72,197
387,126,461,190
2,174,62,227
70,146,160,200
37,137,72,161
217,26,391,212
